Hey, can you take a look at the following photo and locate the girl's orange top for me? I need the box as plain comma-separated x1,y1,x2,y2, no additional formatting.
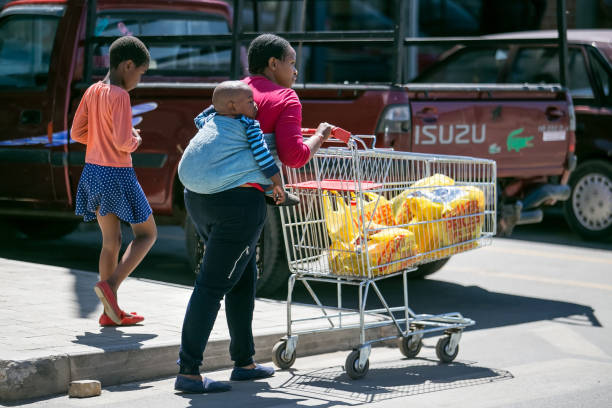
71,81,139,167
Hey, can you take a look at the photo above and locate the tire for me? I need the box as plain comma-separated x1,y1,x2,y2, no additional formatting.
184,213,204,275
435,335,459,363
272,341,296,369
255,206,289,296
15,219,80,240
407,257,450,279
184,206,289,296
345,350,369,380
398,335,422,358
564,160,612,241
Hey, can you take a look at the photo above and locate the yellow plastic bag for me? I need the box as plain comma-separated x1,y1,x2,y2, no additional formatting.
351,191,395,227
391,174,455,226
412,174,455,188
406,193,447,254
322,191,359,244
420,241,479,263
407,185,485,255
441,186,485,244
328,227,418,277
323,190,391,244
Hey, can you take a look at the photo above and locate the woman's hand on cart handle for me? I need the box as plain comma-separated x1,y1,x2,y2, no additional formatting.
301,124,351,143
304,122,334,161
316,122,334,142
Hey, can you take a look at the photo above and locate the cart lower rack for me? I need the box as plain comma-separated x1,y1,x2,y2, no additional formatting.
272,133,496,379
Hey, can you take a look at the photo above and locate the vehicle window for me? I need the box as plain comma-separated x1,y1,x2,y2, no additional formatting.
93,11,230,76
415,47,508,83
241,0,482,83
509,47,594,98
243,0,480,35
0,12,62,88
589,50,611,102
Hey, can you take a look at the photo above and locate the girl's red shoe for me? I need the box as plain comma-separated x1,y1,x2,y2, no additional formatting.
99,311,144,326
94,281,122,324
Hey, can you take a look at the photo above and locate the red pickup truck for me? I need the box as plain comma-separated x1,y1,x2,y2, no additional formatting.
0,0,575,294
414,30,612,241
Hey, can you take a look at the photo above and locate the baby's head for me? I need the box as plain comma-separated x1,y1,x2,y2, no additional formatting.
212,81,258,119
109,36,150,91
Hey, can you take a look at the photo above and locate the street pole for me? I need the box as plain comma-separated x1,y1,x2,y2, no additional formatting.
231,0,244,80
407,0,419,81
557,0,568,87
393,0,408,84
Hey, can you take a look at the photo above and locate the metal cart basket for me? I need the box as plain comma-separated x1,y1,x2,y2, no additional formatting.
271,131,496,379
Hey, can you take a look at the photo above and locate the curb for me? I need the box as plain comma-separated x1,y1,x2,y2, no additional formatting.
1,324,397,402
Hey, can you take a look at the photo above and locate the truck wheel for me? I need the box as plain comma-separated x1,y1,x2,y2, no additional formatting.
15,219,80,240
407,257,450,279
184,207,290,296
184,214,204,275
564,160,612,241
255,207,290,297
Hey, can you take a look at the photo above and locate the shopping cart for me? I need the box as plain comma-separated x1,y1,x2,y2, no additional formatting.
271,128,496,379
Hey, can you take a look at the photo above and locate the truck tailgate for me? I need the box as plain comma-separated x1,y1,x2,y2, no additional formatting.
407,88,573,178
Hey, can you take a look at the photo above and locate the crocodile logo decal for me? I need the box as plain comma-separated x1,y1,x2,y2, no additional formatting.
507,128,534,152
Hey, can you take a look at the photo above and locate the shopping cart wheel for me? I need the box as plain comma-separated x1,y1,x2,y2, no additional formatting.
435,336,459,363
345,350,369,380
398,335,422,358
272,341,296,369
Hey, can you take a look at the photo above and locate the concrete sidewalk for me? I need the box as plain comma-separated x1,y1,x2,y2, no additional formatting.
0,258,393,402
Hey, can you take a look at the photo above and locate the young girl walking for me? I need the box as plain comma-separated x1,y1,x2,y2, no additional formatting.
71,36,157,326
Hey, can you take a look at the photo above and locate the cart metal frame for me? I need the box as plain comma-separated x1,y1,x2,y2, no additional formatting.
272,134,496,379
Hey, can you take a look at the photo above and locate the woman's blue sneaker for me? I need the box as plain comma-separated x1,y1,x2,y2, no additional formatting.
174,375,232,393
230,364,275,381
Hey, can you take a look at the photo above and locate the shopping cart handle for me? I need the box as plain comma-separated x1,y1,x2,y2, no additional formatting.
301,127,351,143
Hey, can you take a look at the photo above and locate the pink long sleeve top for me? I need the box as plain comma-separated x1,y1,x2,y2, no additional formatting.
243,76,310,168
70,81,139,167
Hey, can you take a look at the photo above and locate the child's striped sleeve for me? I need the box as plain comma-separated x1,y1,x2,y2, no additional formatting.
240,116,280,178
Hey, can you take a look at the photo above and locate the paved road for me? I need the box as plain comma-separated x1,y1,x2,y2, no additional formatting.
2,209,612,407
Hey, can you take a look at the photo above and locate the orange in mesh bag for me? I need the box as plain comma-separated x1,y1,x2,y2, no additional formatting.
328,228,418,277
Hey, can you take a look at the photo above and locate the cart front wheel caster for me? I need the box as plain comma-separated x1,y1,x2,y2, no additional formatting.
345,350,369,380
398,335,422,358
436,336,459,363
272,341,296,369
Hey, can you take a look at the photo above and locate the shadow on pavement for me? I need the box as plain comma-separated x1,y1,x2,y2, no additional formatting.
72,327,158,351
0,224,195,319
0,224,195,286
175,358,512,407
70,269,103,318
511,208,612,250
268,276,601,332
